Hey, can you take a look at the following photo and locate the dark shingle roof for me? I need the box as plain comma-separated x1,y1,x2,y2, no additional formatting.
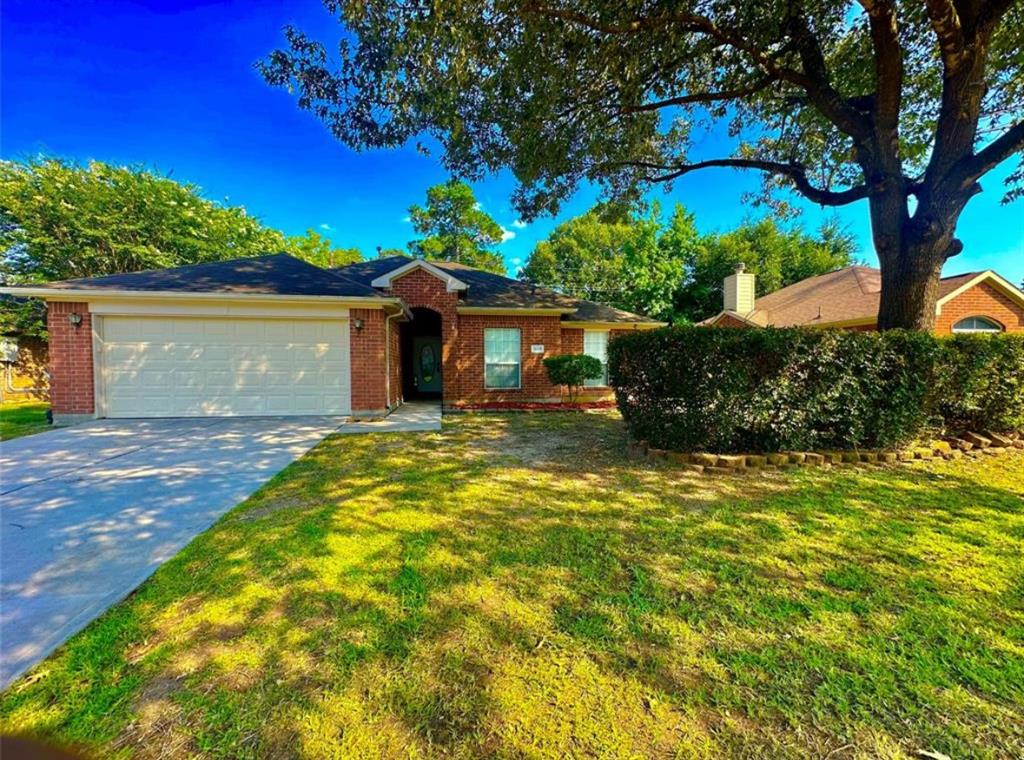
35,254,384,298
334,255,661,324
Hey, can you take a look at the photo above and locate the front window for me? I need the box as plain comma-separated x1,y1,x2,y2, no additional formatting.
583,330,609,387
952,316,1003,334
484,328,521,389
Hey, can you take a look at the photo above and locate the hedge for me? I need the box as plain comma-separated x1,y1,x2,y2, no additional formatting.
608,327,1023,453
934,334,1024,433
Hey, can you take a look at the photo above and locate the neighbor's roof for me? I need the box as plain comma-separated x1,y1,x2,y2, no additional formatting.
20,254,384,299
749,266,988,327
335,255,662,324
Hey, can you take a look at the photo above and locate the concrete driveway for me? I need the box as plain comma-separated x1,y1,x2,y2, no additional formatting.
0,416,345,688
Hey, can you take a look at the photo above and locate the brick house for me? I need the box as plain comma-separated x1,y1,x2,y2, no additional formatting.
2,254,662,424
700,264,1024,334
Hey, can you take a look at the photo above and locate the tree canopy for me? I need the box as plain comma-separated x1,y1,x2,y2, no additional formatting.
521,204,855,322
520,203,693,322
261,0,1022,330
0,158,362,336
407,180,507,274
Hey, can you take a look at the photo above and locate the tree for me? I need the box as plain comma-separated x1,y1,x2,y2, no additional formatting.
260,1,1022,331
0,158,354,335
520,203,692,322
407,180,506,274
283,229,362,268
676,218,858,321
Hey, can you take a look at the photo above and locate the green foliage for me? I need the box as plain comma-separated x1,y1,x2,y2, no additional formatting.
609,326,941,453
521,203,692,322
934,335,1024,434
0,159,363,336
543,354,603,402
259,2,1021,217
676,218,857,321
408,180,506,274
283,228,362,268
522,204,855,322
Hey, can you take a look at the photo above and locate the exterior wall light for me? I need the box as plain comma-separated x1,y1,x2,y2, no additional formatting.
68,312,83,327
353,318,364,331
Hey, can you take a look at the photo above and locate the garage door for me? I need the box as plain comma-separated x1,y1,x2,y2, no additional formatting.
98,316,351,417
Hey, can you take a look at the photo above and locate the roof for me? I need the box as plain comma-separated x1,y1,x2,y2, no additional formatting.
23,254,384,299
735,266,997,327
335,255,662,324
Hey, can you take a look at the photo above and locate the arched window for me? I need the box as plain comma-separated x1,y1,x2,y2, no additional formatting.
952,316,1003,333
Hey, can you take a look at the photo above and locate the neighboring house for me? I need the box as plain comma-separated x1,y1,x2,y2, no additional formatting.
0,254,662,423
700,264,1024,334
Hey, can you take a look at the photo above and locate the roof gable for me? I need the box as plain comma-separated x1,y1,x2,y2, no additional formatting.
369,258,468,292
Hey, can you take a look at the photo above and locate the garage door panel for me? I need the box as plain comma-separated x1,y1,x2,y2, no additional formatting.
101,316,351,417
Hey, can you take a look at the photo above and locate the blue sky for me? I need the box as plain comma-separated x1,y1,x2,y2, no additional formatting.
3,0,1021,282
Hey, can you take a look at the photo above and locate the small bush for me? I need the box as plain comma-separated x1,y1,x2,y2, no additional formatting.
608,326,940,453
544,354,604,403
933,335,1024,433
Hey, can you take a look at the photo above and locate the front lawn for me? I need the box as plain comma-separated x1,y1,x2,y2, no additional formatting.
1,412,1022,758
0,401,51,441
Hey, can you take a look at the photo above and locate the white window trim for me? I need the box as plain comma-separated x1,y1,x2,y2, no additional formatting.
951,315,1004,334
483,328,522,390
583,329,610,388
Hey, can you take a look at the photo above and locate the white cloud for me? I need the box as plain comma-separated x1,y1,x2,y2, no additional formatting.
474,202,484,210
500,227,516,243
511,219,527,229
319,223,333,231
510,257,522,266
401,215,412,223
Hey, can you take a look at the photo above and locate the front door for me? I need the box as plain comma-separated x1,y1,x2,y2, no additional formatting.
413,337,442,395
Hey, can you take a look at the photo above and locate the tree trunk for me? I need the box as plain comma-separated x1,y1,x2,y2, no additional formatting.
876,239,946,331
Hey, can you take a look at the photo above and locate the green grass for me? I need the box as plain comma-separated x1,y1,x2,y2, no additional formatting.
0,401,51,441
1,412,1022,758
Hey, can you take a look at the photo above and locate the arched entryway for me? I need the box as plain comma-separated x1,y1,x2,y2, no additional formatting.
400,307,443,399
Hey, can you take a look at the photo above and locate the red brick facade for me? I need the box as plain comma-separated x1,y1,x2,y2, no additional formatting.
42,264,652,420
936,280,1024,334
47,301,94,417
386,268,460,406
349,308,388,415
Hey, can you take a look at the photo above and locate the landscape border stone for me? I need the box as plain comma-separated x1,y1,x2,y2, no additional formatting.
629,430,1022,476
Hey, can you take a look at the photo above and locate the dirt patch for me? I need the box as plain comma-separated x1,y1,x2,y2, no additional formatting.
115,675,194,759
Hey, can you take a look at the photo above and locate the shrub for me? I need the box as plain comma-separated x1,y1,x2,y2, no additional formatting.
933,335,1024,433
544,354,604,403
608,326,940,453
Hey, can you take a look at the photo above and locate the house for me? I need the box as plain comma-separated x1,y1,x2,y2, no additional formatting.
700,264,1024,333
0,254,663,424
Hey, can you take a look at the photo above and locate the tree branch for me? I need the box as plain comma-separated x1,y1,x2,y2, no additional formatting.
617,77,775,114
857,0,903,129
521,3,870,139
923,0,966,73
951,120,1024,186
616,158,871,206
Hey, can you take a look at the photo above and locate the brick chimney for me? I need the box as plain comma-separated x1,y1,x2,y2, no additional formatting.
724,263,756,313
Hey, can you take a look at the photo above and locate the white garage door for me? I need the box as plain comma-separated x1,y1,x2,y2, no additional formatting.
99,316,351,417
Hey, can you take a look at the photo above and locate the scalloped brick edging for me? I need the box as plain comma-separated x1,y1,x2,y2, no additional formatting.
628,430,1023,476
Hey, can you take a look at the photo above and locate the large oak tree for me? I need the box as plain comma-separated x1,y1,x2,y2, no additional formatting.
260,1,1022,330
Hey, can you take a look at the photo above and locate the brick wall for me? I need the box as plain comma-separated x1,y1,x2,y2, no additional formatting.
47,301,94,416
936,280,1024,334
349,308,388,414
387,268,460,405
388,316,402,408
452,314,565,404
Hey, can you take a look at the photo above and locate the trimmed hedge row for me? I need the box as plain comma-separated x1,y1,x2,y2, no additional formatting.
608,327,1024,454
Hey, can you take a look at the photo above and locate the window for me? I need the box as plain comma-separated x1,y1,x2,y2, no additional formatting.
952,316,1003,334
484,328,521,389
583,330,609,387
